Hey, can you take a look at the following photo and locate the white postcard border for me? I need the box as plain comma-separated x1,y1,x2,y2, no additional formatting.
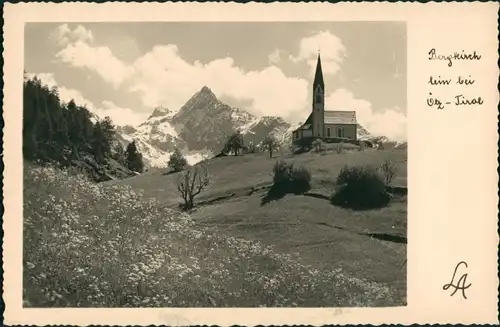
3,2,499,325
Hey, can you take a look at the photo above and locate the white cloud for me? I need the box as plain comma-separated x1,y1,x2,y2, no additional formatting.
99,100,149,126
129,45,310,117
26,72,146,127
268,49,282,64
53,27,309,118
290,30,346,75
56,40,133,89
55,24,94,46
49,25,404,138
325,88,407,141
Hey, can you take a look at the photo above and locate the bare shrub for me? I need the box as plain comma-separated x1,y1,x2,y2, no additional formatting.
379,159,398,186
177,165,211,210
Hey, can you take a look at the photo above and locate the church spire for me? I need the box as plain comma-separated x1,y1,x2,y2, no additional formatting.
313,52,324,90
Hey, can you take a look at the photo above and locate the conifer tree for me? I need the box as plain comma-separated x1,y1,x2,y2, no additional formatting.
125,140,144,173
112,143,127,165
168,147,188,172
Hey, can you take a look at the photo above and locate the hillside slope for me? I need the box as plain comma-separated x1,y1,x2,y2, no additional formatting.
24,159,400,307
108,148,408,304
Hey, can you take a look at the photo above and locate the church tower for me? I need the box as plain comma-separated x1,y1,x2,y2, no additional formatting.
312,53,325,138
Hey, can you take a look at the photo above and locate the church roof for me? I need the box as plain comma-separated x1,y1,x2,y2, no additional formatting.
292,113,313,132
313,53,324,90
324,110,357,124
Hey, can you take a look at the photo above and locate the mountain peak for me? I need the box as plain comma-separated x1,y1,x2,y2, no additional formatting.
148,106,171,120
200,85,213,94
195,85,216,100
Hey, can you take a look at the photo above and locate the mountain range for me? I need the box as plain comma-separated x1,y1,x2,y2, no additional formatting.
113,86,384,168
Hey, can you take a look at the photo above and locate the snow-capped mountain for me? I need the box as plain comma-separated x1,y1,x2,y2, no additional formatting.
113,85,391,168
115,107,184,167
115,86,292,167
171,86,259,152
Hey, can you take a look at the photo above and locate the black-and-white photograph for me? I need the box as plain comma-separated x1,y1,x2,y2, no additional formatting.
23,21,407,308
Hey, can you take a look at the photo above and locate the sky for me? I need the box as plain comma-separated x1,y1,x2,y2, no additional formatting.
25,22,407,140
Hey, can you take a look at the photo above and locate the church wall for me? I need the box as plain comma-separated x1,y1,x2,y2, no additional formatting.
324,124,357,140
302,129,313,137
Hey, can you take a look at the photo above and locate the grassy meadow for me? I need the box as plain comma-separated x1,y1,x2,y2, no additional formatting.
23,145,407,307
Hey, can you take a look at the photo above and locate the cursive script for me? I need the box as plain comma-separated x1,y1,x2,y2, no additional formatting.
442,261,472,299
428,48,482,67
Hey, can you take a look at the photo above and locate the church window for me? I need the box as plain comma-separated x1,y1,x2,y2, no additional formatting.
336,127,344,138
327,127,331,137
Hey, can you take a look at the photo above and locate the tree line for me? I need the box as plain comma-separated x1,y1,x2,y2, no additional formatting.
23,73,144,173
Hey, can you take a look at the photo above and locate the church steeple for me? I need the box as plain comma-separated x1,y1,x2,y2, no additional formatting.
312,52,325,138
313,53,324,91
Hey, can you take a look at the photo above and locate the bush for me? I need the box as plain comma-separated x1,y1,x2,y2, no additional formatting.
271,160,311,194
379,159,398,186
330,165,390,209
289,165,312,193
168,148,188,172
272,160,291,185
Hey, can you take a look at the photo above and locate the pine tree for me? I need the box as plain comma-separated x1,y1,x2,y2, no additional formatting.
168,147,187,172
112,143,126,165
91,121,106,163
23,78,40,159
22,74,120,170
90,116,115,163
125,140,144,173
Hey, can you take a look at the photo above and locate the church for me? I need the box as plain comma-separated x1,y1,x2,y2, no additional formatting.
292,53,358,145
